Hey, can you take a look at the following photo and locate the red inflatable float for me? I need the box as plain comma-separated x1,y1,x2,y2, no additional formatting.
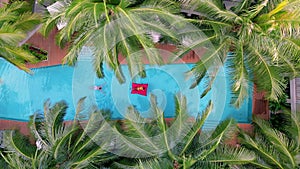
131,83,148,96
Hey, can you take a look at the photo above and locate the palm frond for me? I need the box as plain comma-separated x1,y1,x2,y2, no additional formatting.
239,130,284,169
188,40,228,96
2,130,36,160
272,0,300,37
115,6,162,66
232,0,253,13
245,0,268,19
263,0,284,12
108,95,167,158
277,37,300,64
137,158,173,169
208,146,255,165
29,112,48,149
248,45,285,101
121,107,160,153
0,1,41,72
43,100,68,144
62,28,96,65
41,11,65,37
179,101,213,156
110,127,158,158
253,117,297,167
191,0,241,23
117,30,142,78
150,94,175,159
12,13,41,32
257,0,300,38
289,111,300,148
195,119,236,160
107,94,197,159
73,109,112,155
228,44,251,108
0,150,33,169
0,27,26,45
111,160,138,169
171,94,190,140
53,127,78,161
0,47,33,73
247,33,299,78
172,32,217,63
43,0,188,83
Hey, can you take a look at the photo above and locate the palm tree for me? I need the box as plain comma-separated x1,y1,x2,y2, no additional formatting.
108,94,255,168
41,0,188,83
179,0,300,107
0,1,41,72
0,98,117,168
239,111,300,169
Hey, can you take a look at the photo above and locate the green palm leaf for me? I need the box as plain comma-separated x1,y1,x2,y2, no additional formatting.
122,107,160,151
228,43,250,107
195,119,236,160
248,45,285,101
43,100,68,144
208,146,255,165
239,128,284,169
191,0,241,23
2,131,36,160
0,1,41,72
289,112,300,148
182,0,300,107
137,158,173,169
179,101,213,156
253,117,297,167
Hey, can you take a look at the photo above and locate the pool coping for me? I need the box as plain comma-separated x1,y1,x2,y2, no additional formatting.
0,118,252,137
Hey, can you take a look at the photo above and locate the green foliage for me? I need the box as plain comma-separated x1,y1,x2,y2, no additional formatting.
0,130,36,168
270,111,291,133
181,0,300,107
110,94,255,168
1,98,118,168
22,43,48,61
41,0,186,83
269,92,289,113
239,111,300,169
0,1,41,72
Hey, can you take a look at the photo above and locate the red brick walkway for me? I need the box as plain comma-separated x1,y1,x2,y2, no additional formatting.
25,29,201,68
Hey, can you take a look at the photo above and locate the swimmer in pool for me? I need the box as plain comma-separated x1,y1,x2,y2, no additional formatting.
90,82,106,93
94,86,103,90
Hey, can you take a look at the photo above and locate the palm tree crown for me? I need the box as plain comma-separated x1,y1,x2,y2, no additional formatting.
181,0,300,107
107,95,254,168
42,0,186,83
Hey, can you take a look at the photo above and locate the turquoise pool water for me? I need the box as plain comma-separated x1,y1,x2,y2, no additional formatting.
0,47,252,128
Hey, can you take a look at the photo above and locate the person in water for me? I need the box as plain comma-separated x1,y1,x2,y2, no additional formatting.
94,86,102,90
91,82,106,93
136,86,144,91
131,83,148,96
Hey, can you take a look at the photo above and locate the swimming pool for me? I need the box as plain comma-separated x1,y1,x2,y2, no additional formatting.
0,47,252,128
